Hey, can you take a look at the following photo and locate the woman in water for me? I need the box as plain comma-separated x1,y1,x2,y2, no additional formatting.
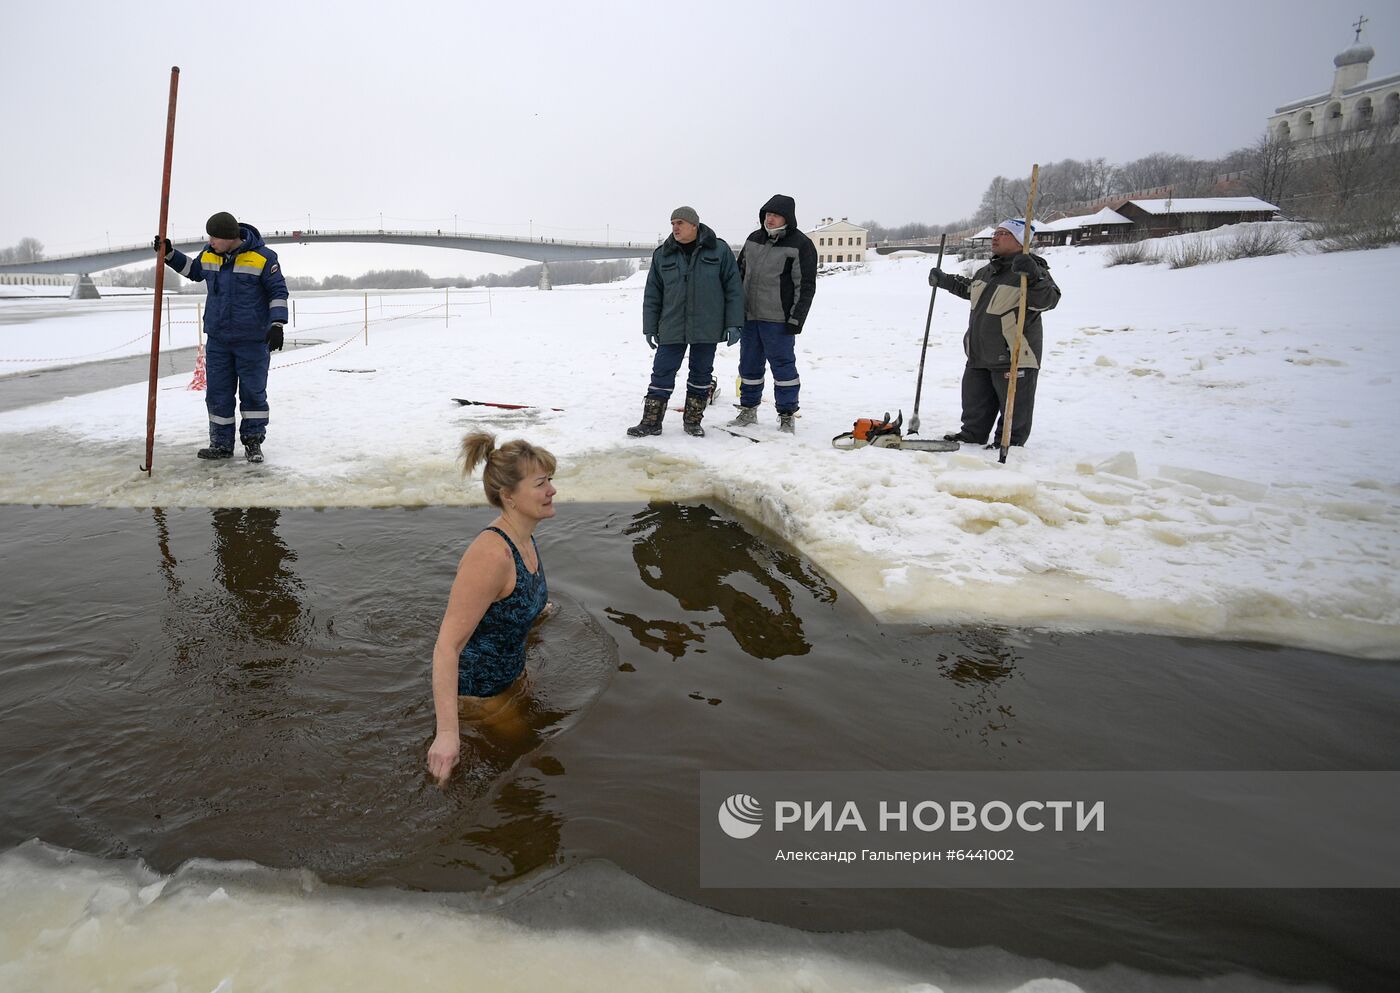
427,432,557,784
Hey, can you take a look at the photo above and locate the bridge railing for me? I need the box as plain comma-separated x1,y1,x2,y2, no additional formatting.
21,229,663,266
261,229,660,249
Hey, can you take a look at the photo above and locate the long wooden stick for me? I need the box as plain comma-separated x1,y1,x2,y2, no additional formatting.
908,232,947,435
140,66,180,475
998,164,1039,464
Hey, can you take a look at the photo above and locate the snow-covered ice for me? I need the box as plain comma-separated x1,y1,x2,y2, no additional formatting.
1,233,1397,658
0,840,1329,993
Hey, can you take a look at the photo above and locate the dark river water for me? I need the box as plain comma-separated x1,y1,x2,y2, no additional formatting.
0,503,1395,991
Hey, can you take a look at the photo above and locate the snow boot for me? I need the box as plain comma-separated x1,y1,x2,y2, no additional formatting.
244,439,264,463
197,445,234,460
682,393,707,437
778,412,796,435
727,405,757,428
626,396,666,437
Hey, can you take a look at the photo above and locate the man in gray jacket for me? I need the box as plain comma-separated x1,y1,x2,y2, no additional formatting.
731,194,818,433
628,206,744,438
929,218,1061,447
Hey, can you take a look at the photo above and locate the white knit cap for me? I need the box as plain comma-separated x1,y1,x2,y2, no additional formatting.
995,218,1035,245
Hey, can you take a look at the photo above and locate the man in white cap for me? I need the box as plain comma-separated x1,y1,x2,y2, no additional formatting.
928,218,1060,447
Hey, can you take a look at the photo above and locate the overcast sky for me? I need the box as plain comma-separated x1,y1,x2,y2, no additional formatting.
2,0,1396,278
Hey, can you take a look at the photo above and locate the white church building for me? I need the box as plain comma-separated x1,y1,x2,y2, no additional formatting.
1267,19,1399,142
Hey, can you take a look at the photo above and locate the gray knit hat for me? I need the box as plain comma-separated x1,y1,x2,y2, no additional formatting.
670,205,699,226
206,211,240,239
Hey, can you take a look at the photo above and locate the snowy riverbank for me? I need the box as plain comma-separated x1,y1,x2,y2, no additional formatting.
1,235,1396,657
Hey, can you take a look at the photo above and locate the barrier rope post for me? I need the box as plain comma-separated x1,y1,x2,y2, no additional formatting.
140,65,180,476
187,300,206,391
292,298,296,328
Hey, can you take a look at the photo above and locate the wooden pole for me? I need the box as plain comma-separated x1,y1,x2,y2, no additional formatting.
140,66,180,475
908,232,947,435
998,164,1040,464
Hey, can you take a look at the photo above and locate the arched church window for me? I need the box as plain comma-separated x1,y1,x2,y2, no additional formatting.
1383,92,1400,125
1325,101,1344,132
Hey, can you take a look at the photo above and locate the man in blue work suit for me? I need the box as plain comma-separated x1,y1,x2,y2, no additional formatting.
155,212,288,463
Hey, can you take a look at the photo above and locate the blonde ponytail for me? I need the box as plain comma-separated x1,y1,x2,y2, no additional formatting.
460,432,557,508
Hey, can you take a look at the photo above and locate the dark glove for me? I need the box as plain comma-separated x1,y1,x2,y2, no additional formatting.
644,332,658,350
784,319,800,335
152,236,172,259
1010,255,1040,279
725,326,742,346
266,324,284,351
928,266,945,287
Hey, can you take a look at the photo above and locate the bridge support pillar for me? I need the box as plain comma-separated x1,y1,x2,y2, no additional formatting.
70,274,100,300
537,261,552,291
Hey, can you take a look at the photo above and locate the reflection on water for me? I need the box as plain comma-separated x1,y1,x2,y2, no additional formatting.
937,628,1022,750
607,502,836,660
1,504,1398,990
1,507,619,893
208,507,307,643
153,506,311,677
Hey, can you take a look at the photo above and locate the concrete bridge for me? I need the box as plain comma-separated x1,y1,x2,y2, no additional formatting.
0,229,661,297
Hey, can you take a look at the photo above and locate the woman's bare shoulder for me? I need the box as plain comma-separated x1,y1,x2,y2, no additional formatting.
460,528,514,570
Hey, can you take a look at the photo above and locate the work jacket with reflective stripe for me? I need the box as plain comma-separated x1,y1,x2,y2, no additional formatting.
166,223,289,342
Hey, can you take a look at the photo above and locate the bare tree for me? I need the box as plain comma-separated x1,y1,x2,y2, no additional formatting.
1113,152,1194,194
1053,157,1115,203
1244,131,1295,207
0,237,45,263
1309,121,1398,210
14,237,44,262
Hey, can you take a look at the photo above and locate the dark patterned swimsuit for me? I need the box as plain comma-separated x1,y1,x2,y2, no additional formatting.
457,527,548,697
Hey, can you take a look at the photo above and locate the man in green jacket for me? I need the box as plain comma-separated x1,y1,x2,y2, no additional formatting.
628,206,744,438
929,218,1061,447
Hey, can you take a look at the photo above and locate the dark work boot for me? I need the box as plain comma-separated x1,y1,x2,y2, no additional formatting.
197,445,234,460
778,412,796,434
682,393,707,437
626,396,666,437
243,439,264,463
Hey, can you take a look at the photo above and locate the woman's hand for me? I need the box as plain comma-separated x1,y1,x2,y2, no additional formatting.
427,730,461,785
